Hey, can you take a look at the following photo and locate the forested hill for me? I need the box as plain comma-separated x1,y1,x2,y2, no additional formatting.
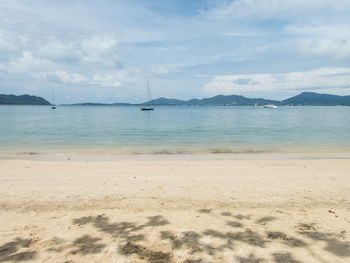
0,94,51,105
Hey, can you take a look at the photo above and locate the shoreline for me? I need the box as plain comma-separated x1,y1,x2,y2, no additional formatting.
1,150,350,161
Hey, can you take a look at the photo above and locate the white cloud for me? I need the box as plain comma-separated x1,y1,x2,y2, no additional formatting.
203,0,301,20
36,71,123,87
0,33,15,53
286,25,350,38
89,67,143,87
91,74,121,87
298,38,350,60
8,51,52,73
36,36,119,67
33,70,125,88
78,36,120,70
203,67,350,96
38,40,77,63
286,25,350,60
203,0,350,21
37,71,88,84
150,65,169,74
82,36,117,59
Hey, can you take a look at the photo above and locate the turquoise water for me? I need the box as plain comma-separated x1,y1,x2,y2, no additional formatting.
0,105,350,154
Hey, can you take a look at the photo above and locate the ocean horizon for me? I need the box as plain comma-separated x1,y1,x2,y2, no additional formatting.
1,105,349,155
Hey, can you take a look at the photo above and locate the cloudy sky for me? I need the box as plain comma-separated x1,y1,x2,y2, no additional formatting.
1,0,350,103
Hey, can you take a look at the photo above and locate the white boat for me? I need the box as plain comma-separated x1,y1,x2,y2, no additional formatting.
140,105,154,111
140,81,154,111
264,104,277,108
254,103,258,108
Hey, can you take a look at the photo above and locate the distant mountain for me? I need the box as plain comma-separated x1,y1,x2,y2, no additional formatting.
187,98,201,104
64,103,110,106
145,97,186,105
144,94,279,106
2,92,349,106
0,94,51,105
112,103,132,106
194,95,279,106
64,102,131,106
282,92,350,106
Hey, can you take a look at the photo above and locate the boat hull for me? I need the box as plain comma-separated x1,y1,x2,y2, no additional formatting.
140,107,154,111
264,104,277,108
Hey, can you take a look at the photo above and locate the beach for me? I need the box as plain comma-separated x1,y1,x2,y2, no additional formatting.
2,0,350,262
1,154,350,262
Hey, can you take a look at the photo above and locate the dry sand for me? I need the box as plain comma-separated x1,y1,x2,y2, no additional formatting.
0,155,350,262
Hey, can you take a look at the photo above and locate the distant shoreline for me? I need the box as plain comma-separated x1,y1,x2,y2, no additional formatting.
0,103,306,106
2,91,350,106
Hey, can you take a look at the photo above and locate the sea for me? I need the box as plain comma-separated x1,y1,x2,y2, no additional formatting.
0,105,350,154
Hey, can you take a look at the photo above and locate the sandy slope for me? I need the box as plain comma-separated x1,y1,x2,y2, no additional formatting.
0,157,350,262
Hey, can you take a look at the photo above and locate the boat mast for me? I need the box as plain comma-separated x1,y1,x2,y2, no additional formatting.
147,80,152,105
52,91,55,105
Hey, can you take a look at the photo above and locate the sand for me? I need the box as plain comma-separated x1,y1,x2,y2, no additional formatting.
0,155,350,262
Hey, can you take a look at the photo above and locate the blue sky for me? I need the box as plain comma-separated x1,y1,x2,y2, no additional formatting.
1,0,350,103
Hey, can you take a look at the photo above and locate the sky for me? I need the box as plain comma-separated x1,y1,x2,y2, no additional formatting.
1,0,350,103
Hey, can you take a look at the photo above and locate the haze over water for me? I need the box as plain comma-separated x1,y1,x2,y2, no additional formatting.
0,105,349,154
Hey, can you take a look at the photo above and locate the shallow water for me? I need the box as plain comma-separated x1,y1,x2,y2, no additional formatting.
0,105,349,154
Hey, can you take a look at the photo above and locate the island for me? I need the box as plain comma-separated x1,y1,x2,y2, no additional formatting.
0,94,51,105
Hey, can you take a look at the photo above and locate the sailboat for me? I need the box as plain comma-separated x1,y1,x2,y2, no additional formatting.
140,81,154,111
51,91,56,109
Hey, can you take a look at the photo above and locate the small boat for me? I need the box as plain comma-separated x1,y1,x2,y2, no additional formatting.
254,103,258,108
51,91,57,109
140,105,154,111
140,81,154,111
264,104,277,108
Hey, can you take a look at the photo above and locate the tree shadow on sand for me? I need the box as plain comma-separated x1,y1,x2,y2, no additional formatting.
236,253,265,263
272,252,302,263
0,238,37,262
120,241,172,263
73,214,169,243
70,235,106,255
299,229,350,257
66,211,350,263
72,214,171,262
2,209,349,262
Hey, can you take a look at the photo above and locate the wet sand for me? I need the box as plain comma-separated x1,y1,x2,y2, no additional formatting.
0,156,350,262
